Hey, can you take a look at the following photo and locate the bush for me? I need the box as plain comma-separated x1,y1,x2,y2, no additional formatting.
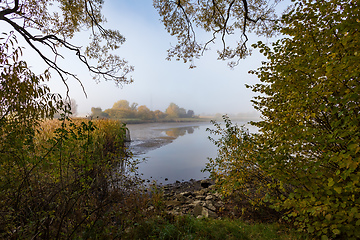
205,1,360,239
0,117,144,239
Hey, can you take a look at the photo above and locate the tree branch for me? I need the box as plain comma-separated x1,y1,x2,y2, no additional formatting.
1,0,133,97
0,0,19,18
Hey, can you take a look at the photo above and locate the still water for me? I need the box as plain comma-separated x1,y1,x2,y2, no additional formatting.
127,121,255,184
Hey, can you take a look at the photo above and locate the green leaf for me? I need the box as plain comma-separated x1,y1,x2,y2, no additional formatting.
334,187,342,194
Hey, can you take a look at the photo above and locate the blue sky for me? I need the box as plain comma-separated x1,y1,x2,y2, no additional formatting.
11,0,291,116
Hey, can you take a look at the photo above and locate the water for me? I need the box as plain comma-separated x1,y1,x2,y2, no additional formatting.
127,121,256,184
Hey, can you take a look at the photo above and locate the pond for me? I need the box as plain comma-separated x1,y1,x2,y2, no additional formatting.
126,121,256,184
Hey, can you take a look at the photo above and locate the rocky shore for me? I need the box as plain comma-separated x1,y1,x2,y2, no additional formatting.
159,179,225,219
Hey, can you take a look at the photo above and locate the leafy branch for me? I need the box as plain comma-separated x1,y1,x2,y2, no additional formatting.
0,0,134,96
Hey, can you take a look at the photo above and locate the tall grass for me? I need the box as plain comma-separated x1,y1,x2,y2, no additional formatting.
0,117,148,239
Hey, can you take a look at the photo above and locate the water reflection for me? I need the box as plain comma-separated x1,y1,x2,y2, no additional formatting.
163,126,199,138
129,121,258,184
127,123,201,156
137,123,215,184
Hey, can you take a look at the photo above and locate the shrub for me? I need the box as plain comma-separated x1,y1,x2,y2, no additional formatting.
0,116,144,239
205,1,360,239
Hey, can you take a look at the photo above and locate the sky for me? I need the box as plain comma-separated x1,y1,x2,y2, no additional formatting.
3,0,291,117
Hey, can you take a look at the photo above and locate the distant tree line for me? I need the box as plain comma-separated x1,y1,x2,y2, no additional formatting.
90,100,196,121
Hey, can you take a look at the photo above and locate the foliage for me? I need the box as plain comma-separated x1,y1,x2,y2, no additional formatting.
154,0,281,67
137,105,155,120
205,116,276,205
205,0,360,239
165,102,194,118
99,99,197,122
0,0,133,85
53,98,78,118
0,116,144,239
165,102,181,118
90,107,109,119
1,34,142,236
1,2,156,239
0,33,63,123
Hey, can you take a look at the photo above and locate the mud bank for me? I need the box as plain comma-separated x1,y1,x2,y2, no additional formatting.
126,122,205,155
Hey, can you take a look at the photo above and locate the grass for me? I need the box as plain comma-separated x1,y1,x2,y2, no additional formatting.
124,215,301,240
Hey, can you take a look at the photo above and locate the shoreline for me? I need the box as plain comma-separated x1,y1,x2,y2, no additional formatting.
126,122,211,155
153,179,223,219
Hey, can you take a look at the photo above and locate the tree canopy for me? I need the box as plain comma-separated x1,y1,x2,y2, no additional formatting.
154,0,283,67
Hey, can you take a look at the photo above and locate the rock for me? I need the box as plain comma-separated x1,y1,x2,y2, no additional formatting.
204,201,216,212
189,200,202,207
149,179,223,219
199,189,209,195
192,203,218,219
195,195,205,200
205,195,213,201
175,194,187,203
165,200,182,207
180,191,192,197
192,203,204,217
207,209,218,219
201,179,212,188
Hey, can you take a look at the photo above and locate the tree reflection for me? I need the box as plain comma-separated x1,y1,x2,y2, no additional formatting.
164,126,199,138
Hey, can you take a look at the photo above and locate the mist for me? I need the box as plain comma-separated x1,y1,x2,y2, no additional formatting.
37,0,267,118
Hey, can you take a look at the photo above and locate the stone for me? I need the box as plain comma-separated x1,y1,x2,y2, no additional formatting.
205,195,213,200
204,202,216,212
165,200,182,207
175,194,187,203
199,189,209,195
192,203,204,217
149,179,224,219
195,195,205,200
189,200,202,207
200,179,212,188
180,191,192,197
199,207,218,218
207,209,218,219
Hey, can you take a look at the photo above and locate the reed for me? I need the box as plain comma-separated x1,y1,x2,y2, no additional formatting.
0,117,147,239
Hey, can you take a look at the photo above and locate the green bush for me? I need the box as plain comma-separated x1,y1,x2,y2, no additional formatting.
0,114,144,238
205,1,360,239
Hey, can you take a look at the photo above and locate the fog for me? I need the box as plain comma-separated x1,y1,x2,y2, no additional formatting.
12,0,283,117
